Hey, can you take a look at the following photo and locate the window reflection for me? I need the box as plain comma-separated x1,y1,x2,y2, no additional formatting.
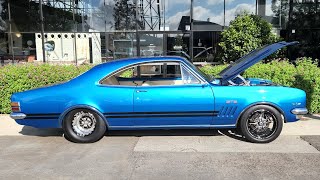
1,0,319,63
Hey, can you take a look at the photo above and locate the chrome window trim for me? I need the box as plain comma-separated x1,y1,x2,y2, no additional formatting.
98,60,182,85
98,59,208,87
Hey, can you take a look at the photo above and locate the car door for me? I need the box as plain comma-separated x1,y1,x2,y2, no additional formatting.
97,68,137,128
133,62,215,127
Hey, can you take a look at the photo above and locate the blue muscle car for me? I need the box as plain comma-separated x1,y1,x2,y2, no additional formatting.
10,41,308,143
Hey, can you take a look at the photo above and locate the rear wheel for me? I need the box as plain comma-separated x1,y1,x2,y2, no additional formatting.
239,105,283,143
63,109,106,143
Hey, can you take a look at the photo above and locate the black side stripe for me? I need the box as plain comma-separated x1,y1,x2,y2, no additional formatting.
103,111,219,118
25,113,60,119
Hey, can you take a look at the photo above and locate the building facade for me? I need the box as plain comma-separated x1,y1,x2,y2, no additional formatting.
0,0,319,64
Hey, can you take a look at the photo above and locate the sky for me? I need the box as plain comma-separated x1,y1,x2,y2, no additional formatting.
165,0,274,30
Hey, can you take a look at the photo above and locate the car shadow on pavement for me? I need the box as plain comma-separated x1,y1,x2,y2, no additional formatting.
19,126,63,137
19,126,248,142
303,114,320,120
107,129,248,142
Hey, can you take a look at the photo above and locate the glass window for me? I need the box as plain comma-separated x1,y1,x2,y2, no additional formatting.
0,1,8,33
167,64,181,78
193,0,256,28
100,66,135,86
101,61,184,86
167,33,189,59
42,0,74,32
137,62,181,78
9,0,41,32
140,33,163,57
181,65,200,84
108,32,136,60
164,0,191,31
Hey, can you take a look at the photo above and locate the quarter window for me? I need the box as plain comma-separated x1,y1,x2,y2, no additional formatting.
181,65,201,84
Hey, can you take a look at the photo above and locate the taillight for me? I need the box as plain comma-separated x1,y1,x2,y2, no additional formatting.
11,102,21,112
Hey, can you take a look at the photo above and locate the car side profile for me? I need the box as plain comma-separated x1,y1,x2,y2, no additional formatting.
10,41,308,143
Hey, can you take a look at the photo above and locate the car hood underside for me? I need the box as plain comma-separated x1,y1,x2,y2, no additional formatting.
218,41,299,83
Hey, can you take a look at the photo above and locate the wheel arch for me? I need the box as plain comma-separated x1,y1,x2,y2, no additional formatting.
236,102,286,127
59,105,109,128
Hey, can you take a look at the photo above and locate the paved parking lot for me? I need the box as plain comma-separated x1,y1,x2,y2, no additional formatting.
0,115,320,180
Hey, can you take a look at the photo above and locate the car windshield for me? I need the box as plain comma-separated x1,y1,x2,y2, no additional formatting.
183,60,213,82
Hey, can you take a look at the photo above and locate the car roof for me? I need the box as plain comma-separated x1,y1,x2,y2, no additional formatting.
72,56,188,83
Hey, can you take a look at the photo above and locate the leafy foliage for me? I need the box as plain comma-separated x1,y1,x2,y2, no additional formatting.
219,13,279,63
1,59,320,114
0,64,93,114
200,64,228,77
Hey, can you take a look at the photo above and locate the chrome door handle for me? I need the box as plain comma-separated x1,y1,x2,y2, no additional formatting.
136,90,147,93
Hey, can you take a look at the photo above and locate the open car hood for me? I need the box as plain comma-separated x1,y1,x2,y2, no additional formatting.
219,41,299,82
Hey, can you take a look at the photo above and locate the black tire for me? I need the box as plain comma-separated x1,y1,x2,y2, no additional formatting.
239,105,283,143
63,108,107,143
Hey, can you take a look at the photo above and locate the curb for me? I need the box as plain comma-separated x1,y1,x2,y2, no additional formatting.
1,114,320,136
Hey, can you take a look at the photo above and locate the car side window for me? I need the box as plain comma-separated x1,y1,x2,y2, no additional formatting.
100,67,136,86
100,61,201,86
181,65,201,84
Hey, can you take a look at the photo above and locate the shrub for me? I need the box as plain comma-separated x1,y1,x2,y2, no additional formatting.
294,57,320,113
219,13,279,63
1,59,319,114
0,64,93,114
244,60,296,87
199,64,228,77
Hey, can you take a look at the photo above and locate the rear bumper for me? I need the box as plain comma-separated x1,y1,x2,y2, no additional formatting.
291,108,308,115
10,112,26,120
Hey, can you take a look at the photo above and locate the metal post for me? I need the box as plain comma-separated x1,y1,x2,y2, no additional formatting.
104,0,109,62
163,0,166,30
39,0,46,63
255,0,258,15
8,0,15,64
190,0,194,62
135,0,140,57
287,0,294,59
162,0,166,55
223,0,226,29
72,0,78,65
279,0,282,29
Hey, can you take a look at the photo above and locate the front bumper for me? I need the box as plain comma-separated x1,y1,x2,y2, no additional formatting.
10,112,26,120
291,108,308,115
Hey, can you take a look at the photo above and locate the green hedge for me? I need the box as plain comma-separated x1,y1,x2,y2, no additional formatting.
0,58,319,114
0,64,93,114
200,57,320,113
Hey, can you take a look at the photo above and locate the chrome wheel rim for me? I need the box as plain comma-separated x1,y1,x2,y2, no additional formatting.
246,109,278,140
72,111,96,137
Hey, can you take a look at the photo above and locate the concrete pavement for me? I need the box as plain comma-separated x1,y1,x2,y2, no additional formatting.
1,114,320,153
0,136,320,180
1,114,320,179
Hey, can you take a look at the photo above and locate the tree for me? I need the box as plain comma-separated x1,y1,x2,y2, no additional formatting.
271,0,320,60
0,1,7,32
219,13,279,63
113,0,137,30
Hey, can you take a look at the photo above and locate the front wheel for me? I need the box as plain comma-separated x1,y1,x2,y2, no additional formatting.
239,105,283,143
63,109,107,143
